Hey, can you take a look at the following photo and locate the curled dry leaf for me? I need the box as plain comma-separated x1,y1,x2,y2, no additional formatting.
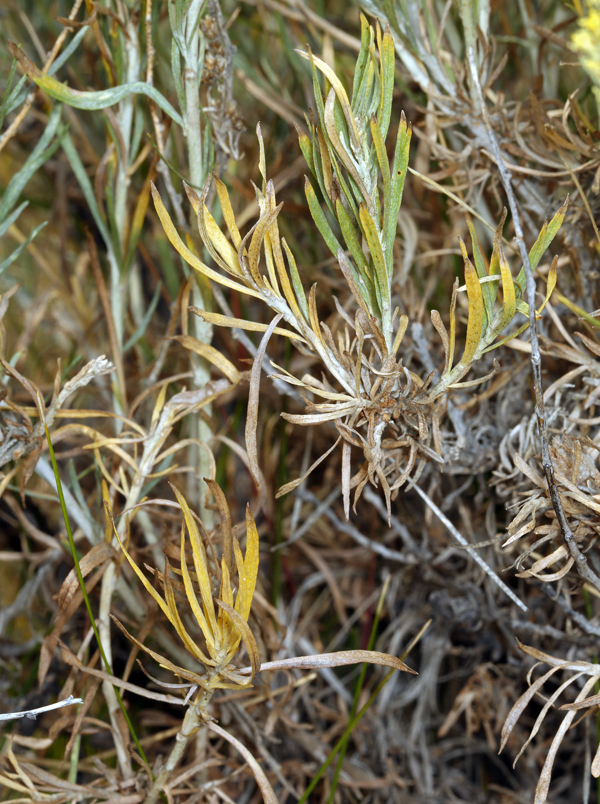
500,639,600,801
238,649,416,676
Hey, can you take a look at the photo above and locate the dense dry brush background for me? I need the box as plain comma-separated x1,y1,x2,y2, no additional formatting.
1,0,600,802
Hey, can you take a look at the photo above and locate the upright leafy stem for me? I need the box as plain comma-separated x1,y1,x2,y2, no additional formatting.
153,16,563,521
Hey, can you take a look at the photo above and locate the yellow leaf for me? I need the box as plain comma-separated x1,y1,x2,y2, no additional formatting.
172,335,241,384
170,485,219,647
164,551,216,666
151,184,262,299
214,177,242,250
235,506,259,624
297,49,361,150
202,204,244,277
218,560,235,645
177,515,217,655
106,503,176,628
189,307,308,343
458,241,484,367
491,245,517,337
216,599,261,679
150,382,168,430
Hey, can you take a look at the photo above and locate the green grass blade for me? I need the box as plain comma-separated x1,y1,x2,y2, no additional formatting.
44,424,151,773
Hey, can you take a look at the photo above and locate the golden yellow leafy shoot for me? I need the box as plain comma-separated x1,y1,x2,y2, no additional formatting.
107,481,260,694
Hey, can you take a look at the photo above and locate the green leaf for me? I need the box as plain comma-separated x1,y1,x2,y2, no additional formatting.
360,204,389,308
296,124,315,175
0,104,63,223
515,197,568,290
307,48,328,132
123,283,163,352
9,43,184,127
384,112,411,275
352,14,372,104
0,221,47,276
282,239,309,322
370,115,391,198
0,201,28,240
171,37,186,118
378,26,395,141
304,177,344,258
61,132,114,259
336,199,374,294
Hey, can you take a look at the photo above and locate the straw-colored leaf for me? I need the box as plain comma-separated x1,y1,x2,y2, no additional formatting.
189,307,308,343
172,335,241,383
238,649,417,676
151,184,261,299
216,598,260,679
236,506,260,623
164,548,216,665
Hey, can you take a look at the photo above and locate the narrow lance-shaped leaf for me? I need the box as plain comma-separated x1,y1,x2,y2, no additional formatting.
189,307,308,343
282,238,310,322
384,113,412,271
164,547,216,665
377,24,396,140
487,244,516,342
217,599,260,678
238,649,417,675
295,122,315,175
456,241,484,368
151,184,262,299
352,14,372,103
214,177,242,251
297,49,361,150
370,114,391,202
336,199,377,306
9,43,184,127
246,315,283,490
170,484,219,645
515,197,568,291
304,176,344,257
236,506,260,623
466,221,493,329
360,204,390,309
0,103,63,223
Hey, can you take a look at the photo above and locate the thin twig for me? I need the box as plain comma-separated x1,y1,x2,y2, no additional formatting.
0,695,83,722
413,484,528,611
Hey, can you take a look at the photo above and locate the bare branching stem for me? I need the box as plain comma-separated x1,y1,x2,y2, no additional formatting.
466,47,600,594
